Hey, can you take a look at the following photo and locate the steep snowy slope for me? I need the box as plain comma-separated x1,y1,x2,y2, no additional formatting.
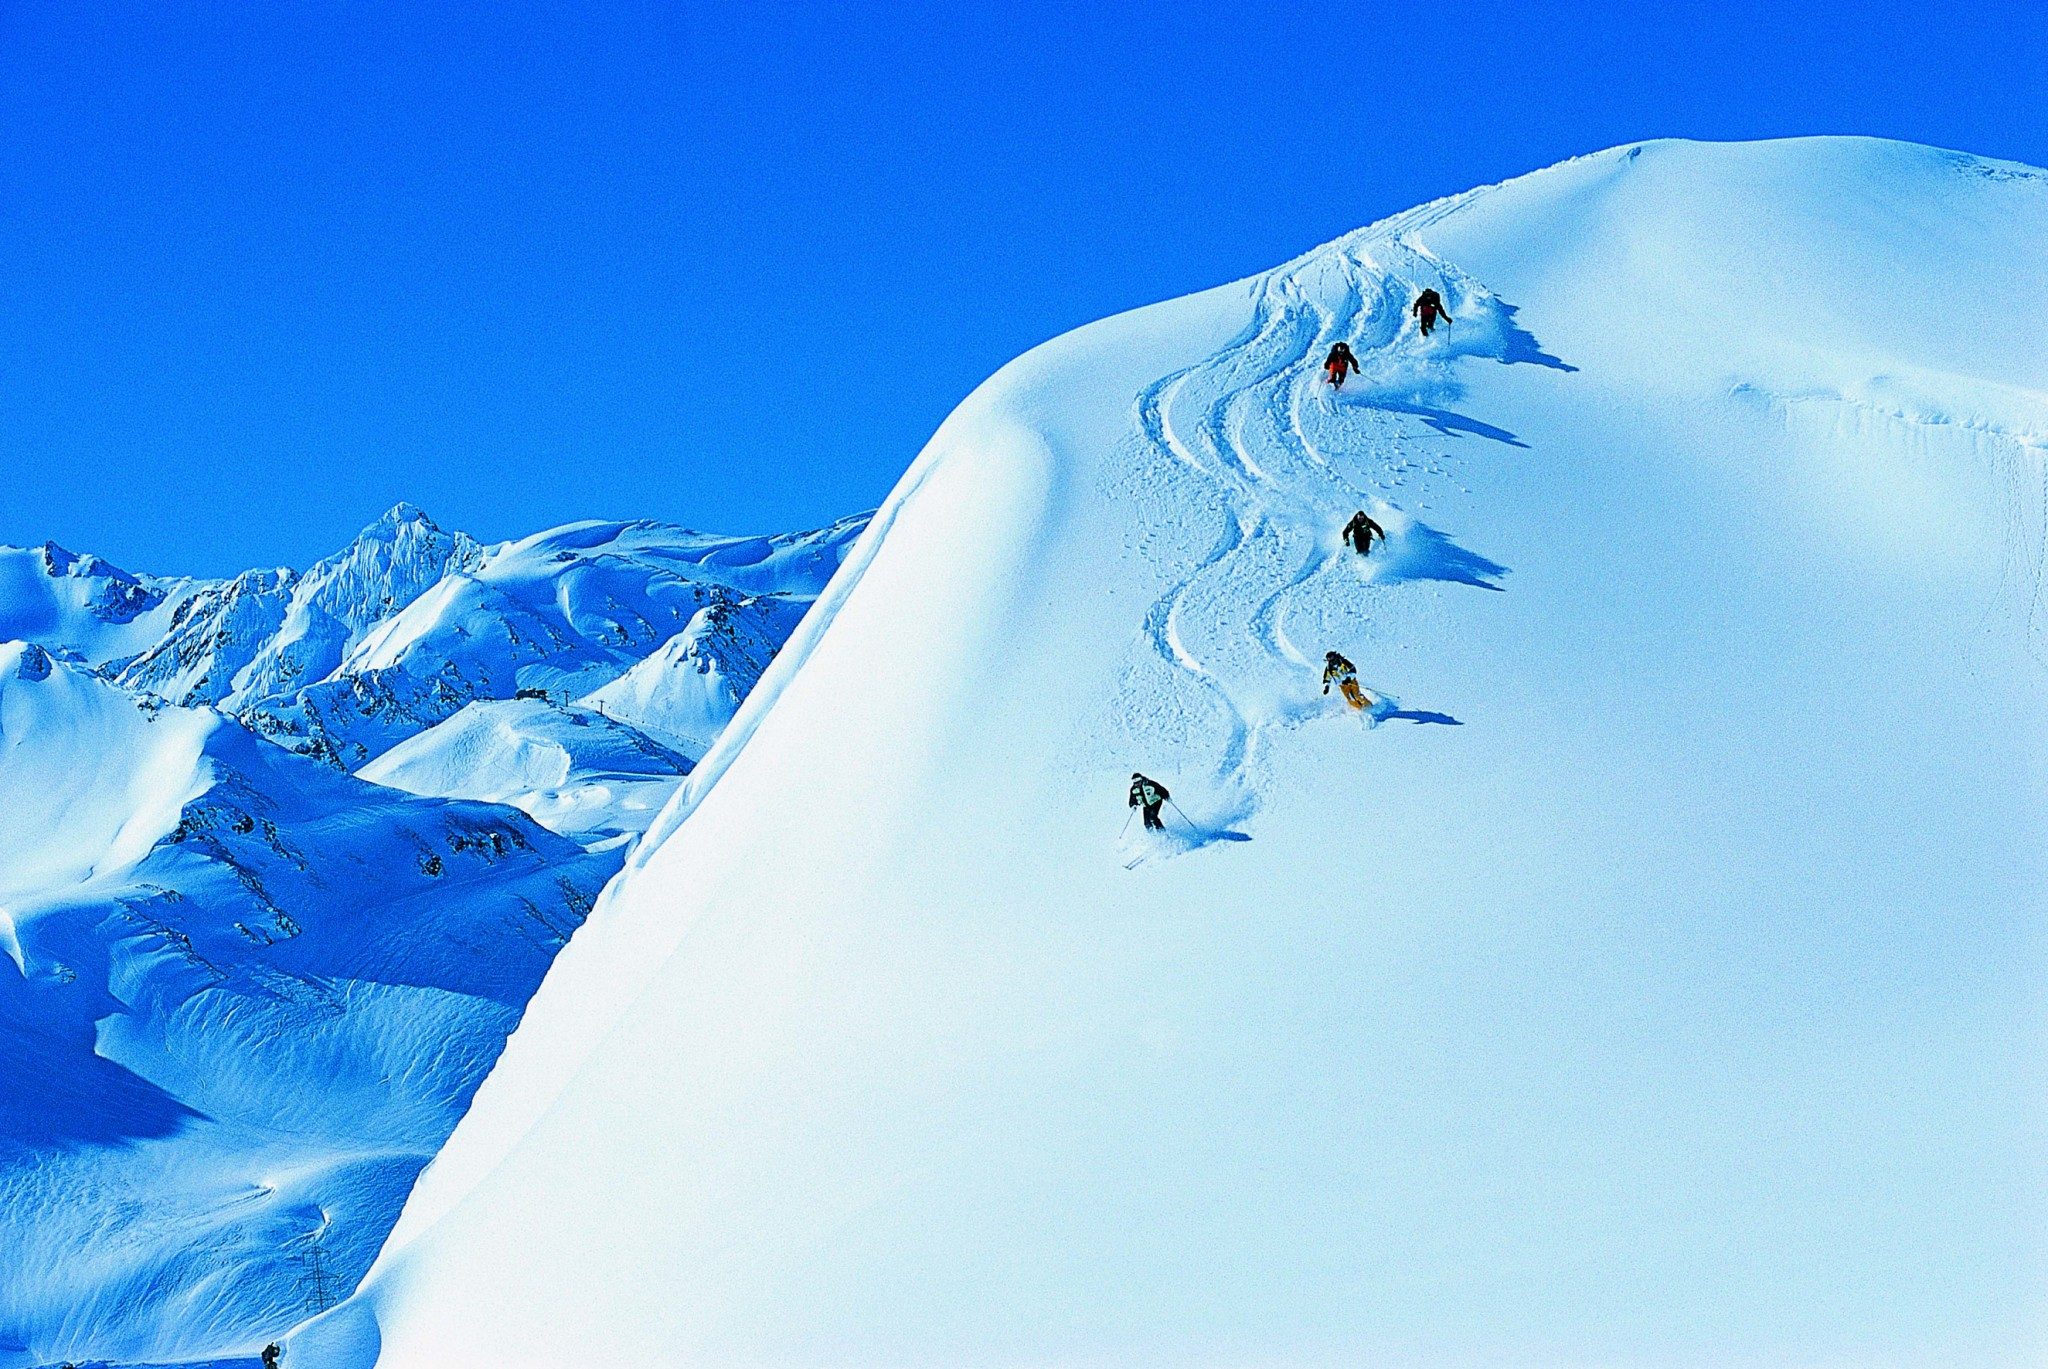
0,646,615,1369
0,643,213,910
310,139,2048,1368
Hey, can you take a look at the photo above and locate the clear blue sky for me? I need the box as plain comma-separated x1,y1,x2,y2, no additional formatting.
4,1,2044,575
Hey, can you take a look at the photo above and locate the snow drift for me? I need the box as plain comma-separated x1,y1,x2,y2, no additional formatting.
302,137,2048,1369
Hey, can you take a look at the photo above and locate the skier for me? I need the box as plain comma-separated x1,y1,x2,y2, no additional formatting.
1322,341,1361,388
1128,773,1170,831
262,1345,282,1369
1341,509,1385,556
1322,651,1374,711
1412,287,1450,336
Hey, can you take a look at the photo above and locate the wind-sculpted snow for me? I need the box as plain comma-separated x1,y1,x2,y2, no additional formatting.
360,698,690,844
311,139,2048,1369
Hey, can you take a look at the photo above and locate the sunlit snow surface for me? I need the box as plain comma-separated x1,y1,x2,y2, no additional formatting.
306,139,2048,1368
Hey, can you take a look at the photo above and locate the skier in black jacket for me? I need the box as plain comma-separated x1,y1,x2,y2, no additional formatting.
1412,288,1451,336
1342,509,1385,557
1128,773,1170,831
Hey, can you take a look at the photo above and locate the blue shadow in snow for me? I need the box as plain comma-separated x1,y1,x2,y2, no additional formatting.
0,966,201,1153
1375,522,1509,592
1494,300,1577,372
1375,400,1530,448
1385,710,1462,726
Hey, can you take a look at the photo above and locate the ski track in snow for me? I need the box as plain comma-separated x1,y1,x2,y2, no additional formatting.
1115,202,1536,851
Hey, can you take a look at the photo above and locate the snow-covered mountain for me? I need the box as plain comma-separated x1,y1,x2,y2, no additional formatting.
17,502,858,783
0,543,210,671
243,514,862,772
579,593,800,759
116,503,485,717
301,139,2048,1368
0,645,614,1369
0,509,863,1367
358,698,691,845
0,506,864,841
353,584,812,845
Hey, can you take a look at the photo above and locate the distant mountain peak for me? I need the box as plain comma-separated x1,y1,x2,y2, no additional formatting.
364,501,442,536
36,540,76,574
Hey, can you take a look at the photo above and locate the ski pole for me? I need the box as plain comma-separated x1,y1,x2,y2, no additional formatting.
1166,798,1198,831
1119,808,1135,839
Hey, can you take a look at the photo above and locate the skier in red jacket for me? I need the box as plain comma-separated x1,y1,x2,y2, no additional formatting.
1322,341,1360,388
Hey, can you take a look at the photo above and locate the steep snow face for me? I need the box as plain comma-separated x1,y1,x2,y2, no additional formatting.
0,650,614,1369
0,542,210,671
113,564,300,708
246,515,865,768
319,139,2048,1368
359,698,690,844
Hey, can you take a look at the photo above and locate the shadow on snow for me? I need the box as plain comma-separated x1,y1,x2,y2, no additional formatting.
1493,299,1576,372
1374,521,1509,591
